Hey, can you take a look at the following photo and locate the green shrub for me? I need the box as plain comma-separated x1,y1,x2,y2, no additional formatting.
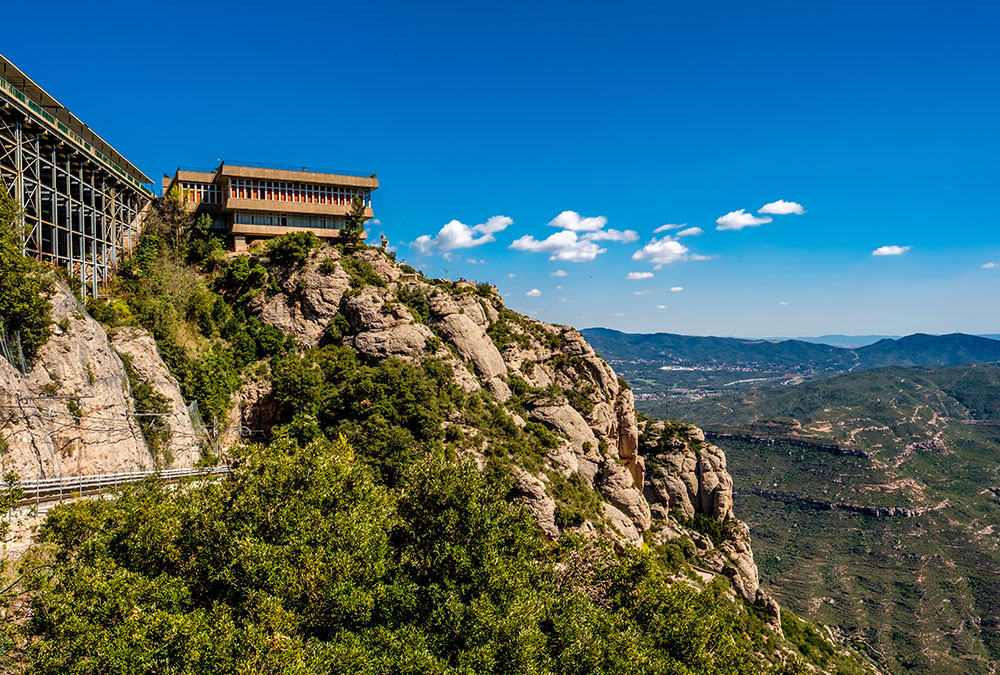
119,352,174,464
396,285,431,323
0,184,53,362
266,230,318,267
341,256,386,289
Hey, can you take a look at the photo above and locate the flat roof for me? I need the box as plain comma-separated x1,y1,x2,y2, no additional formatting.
0,53,153,187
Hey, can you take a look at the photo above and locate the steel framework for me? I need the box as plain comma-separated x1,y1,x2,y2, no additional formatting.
0,58,153,297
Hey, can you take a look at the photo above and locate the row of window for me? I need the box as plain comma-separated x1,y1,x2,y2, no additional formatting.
233,212,344,230
229,179,370,207
180,182,222,204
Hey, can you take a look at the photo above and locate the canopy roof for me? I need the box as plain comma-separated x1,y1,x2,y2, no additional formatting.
0,53,153,186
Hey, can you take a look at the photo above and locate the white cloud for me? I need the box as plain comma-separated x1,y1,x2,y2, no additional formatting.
656,305,667,310
759,200,806,215
551,269,568,277
413,215,513,254
634,290,651,295
982,262,997,269
583,228,638,242
626,272,654,280
366,218,382,226
507,273,517,278
779,301,789,306
632,238,690,265
872,245,911,256
525,288,542,297
716,209,772,231
547,210,607,232
670,286,683,292
654,223,685,233
556,285,563,290
675,226,703,237
613,312,626,317
510,230,606,262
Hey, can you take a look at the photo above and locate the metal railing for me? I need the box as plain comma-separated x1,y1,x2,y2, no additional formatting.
7,465,230,506
0,74,155,197
223,159,375,178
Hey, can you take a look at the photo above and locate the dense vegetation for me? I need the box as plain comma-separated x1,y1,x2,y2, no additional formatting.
8,437,804,674
86,192,299,423
0,183,53,363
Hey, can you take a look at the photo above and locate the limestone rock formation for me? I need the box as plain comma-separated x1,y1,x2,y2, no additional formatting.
233,246,778,625
0,286,200,480
111,328,202,468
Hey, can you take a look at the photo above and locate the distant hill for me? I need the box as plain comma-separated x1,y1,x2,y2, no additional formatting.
582,328,1000,374
580,327,857,370
856,333,1000,368
790,334,899,348
638,363,1000,673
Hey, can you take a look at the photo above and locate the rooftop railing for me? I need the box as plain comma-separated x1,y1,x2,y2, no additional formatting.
223,159,375,178
0,74,155,198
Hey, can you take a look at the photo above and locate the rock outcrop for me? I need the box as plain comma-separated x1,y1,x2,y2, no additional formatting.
0,286,200,480
230,246,777,624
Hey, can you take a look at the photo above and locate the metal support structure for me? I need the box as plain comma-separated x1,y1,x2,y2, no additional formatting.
0,60,153,296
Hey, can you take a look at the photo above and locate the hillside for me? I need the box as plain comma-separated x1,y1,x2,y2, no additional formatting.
639,364,1000,673
0,209,877,673
581,328,1000,400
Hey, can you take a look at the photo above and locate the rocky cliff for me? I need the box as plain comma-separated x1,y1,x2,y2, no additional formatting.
234,245,777,621
0,285,202,480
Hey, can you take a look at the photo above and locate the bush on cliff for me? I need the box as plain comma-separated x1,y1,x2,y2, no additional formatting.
0,183,53,362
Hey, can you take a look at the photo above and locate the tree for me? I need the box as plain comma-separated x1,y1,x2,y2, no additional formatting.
340,194,367,248
0,183,53,362
143,185,194,255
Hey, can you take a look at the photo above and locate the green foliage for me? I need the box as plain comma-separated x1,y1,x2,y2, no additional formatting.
684,512,727,548
186,213,224,267
215,254,269,304
395,285,431,323
119,352,174,464
0,472,22,543
266,231,319,268
15,437,799,674
142,187,194,254
548,471,605,527
340,195,367,248
65,397,83,419
341,257,386,290
320,257,338,275
0,183,53,362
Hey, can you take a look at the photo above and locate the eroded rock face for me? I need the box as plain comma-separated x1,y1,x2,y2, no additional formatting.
639,420,776,626
599,459,651,533
509,467,559,539
252,248,352,346
237,247,773,623
110,328,201,468
0,286,197,480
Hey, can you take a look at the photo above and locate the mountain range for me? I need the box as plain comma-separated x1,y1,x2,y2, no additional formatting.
636,363,1000,674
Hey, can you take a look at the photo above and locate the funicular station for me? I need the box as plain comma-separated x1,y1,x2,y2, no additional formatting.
0,53,154,297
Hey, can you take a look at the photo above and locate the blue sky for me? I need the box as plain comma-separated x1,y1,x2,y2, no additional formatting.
5,0,999,336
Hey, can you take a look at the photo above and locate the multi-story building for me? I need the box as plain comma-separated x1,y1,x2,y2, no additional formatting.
163,161,378,251
0,53,154,296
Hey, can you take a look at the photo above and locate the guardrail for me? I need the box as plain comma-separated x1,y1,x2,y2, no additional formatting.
7,465,230,506
0,74,155,197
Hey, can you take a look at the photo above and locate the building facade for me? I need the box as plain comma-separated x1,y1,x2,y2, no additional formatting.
0,54,154,296
163,162,378,251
